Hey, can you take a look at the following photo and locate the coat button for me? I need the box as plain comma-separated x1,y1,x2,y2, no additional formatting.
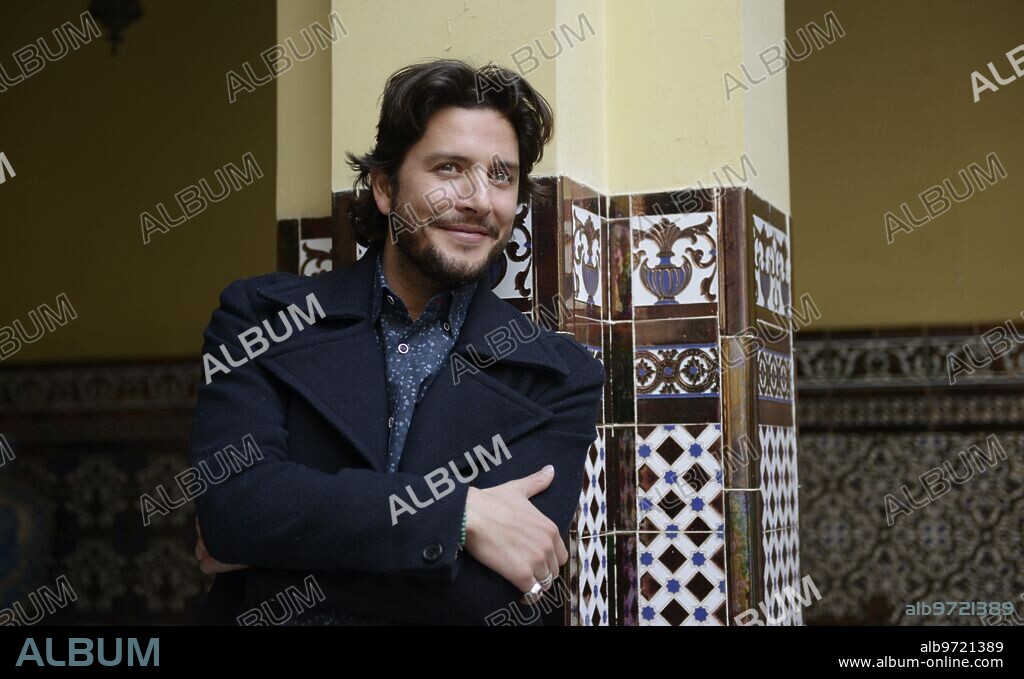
422,543,443,562
398,342,410,354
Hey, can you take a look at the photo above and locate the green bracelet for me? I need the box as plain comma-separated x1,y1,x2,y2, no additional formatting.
458,507,468,547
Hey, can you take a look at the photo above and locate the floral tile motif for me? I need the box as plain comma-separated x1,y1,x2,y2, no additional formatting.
636,344,720,399
630,212,718,308
299,237,333,276
753,215,790,316
491,202,534,301
636,530,727,625
637,424,723,532
571,204,602,308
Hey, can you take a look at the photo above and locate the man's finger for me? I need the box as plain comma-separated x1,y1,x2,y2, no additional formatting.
199,555,249,575
508,465,555,497
554,533,569,565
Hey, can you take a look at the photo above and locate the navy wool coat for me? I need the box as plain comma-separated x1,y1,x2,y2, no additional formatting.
189,240,605,625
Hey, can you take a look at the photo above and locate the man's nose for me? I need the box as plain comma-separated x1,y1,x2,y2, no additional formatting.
450,165,493,217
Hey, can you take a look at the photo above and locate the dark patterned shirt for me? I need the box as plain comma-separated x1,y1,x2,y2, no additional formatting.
370,249,477,472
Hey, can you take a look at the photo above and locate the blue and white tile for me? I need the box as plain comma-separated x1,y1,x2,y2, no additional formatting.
760,424,799,531
757,348,794,404
569,532,609,626
575,428,607,538
753,215,790,316
762,526,802,626
635,530,727,625
630,211,718,308
570,204,602,308
637,424,723,532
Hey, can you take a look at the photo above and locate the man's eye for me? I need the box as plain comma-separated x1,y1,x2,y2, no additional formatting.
491,169,512,183
438,162,458,172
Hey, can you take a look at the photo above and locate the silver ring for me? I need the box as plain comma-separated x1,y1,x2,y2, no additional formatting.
539,573,554,587
528,582,542,596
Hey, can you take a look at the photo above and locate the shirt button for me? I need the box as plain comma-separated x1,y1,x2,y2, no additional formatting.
388,416,394,428
398,343,410,354
387,294,395,304
422,543,443,562
443,322,450,332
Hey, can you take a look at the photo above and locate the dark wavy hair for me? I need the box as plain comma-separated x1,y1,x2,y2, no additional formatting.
344,58,555,246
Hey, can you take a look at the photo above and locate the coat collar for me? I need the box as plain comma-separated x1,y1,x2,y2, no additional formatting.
249,240,569,473
255,239,569,377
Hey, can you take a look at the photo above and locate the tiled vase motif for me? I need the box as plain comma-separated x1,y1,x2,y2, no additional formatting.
631,211,718,309
277,179,797,626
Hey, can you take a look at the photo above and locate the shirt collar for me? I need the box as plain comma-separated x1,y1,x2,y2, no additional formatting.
370,248,479,337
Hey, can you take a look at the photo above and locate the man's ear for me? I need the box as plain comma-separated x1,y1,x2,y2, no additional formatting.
370,170,393,215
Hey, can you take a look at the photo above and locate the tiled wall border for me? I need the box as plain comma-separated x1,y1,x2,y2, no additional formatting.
795,328,1024,625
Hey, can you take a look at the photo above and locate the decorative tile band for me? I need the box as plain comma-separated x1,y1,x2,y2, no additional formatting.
795,329,1023,625
758,347,794,403
636,344,720,398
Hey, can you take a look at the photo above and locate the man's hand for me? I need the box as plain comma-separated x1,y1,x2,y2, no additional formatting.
462,465,569,605
195,517,250,575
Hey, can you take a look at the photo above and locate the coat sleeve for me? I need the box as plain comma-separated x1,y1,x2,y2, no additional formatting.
189,277,469,581
448,335,607,622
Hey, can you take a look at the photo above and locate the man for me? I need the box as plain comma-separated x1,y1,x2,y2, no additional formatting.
189,58,605,626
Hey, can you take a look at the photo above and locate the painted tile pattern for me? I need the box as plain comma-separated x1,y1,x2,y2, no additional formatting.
636,344,720,399
753,215,790,315
631,212,718,308
637,424,723,533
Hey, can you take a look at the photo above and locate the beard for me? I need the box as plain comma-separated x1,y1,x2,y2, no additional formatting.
388,187,511,289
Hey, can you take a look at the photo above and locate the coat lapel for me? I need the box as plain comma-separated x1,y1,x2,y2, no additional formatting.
252,239,570,475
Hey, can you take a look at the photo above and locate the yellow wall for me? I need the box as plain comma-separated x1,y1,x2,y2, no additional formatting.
554,0,608,191
741,0,790,214
277,0,332,217
327,0,787,205
0,0,277,362
606,1,744,196
788,0,1024,328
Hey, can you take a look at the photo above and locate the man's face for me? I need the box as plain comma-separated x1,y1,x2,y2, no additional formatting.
372,106,521,288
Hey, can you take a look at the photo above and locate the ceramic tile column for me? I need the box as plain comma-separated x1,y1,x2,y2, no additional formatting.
555,180,800,626
277,175,799,626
